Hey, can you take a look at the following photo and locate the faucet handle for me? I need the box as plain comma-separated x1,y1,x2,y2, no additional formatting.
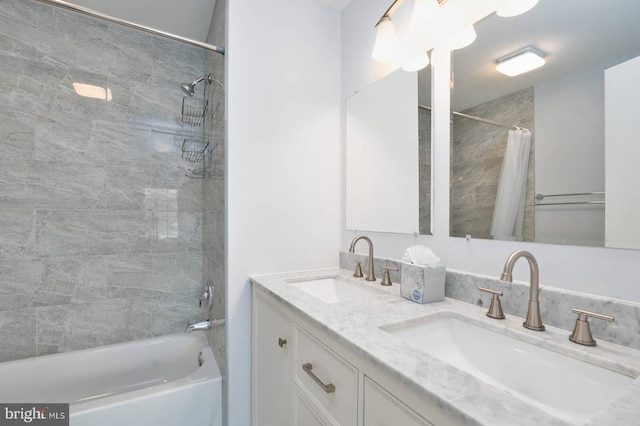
569,308,614,346
353,261,363,278
479,287,505,319
381,267,399,286
198,281,214,310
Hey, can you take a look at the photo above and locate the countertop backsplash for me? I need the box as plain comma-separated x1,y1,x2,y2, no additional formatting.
340,250,640,350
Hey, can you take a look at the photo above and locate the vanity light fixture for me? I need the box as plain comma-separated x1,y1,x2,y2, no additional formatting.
443,24,477,51
372,16,399,61
495,0,539,18
496,47,546,77
372,0,540,72
372,0,405,61
409,0,440,35
401,51,430,72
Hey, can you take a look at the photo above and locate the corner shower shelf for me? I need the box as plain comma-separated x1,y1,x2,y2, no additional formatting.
186,166,209,178
181,96,208,126
181,137,210,163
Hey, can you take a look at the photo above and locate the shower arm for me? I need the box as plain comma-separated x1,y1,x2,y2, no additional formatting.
194,76,211,85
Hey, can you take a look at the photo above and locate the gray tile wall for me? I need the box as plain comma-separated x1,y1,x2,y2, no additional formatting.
0,0,208,361
450,88,535,240
203,0,227,423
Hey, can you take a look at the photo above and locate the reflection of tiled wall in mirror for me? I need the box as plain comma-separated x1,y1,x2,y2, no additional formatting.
450,88,535,241
418,108,432,235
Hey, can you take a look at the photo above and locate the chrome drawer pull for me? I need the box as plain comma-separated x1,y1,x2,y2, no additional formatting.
302,363,336,394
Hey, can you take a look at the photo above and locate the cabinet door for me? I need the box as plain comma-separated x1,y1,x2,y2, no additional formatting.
253,295,294,426
364,377,433,426
294,390,325,426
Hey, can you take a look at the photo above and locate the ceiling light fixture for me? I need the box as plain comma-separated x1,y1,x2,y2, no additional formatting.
496,47,546,76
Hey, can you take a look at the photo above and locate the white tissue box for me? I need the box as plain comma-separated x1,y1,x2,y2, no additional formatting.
400,263,446,304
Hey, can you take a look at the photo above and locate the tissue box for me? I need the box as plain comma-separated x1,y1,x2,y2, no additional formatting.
400,263,446,304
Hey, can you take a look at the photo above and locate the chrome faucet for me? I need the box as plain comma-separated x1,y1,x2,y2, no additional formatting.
348,235,376,281
500,250,545,331
185,319,211,333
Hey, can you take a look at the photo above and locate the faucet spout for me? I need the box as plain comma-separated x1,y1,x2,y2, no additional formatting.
348,235,376,281
185,319,211,333
500,250,545,331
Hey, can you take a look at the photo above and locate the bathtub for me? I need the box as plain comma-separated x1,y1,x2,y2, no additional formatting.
0,332,222,426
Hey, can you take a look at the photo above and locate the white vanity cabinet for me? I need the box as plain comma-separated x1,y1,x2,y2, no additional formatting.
252,288,437,426
363,377,433,426
252,295,294,426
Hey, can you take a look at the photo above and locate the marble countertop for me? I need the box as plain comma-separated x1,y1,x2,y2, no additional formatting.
250,267,640,426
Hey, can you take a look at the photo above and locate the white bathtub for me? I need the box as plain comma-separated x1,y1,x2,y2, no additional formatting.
0,332,222,426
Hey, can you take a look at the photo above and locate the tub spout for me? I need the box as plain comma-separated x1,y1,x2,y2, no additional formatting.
185,319,211,333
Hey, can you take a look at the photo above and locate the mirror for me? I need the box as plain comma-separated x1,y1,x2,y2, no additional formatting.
449,0,640,248
346,68,432,235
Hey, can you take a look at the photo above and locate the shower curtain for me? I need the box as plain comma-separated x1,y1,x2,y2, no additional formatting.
490,128,532,240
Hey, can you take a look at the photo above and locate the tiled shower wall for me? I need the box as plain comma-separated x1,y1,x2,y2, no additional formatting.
0,0,208,362
450,88,535,240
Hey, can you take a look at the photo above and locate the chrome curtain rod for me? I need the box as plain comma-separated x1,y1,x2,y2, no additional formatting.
418,105,519,130
35,0,225,55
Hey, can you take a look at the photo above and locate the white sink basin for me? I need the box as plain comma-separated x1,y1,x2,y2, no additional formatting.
381,312,635,424
288,276,380,304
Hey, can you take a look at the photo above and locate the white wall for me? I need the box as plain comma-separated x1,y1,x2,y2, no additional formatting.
341,0,640,304
227,0,342,424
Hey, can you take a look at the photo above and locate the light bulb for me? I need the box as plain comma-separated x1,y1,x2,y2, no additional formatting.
444,25,477,51
372,17,399,61
496,0,539,17
409,0,439,35
402,52,430,72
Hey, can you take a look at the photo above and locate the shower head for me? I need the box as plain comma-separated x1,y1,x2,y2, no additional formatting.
180,82,195,96
180,74,213,97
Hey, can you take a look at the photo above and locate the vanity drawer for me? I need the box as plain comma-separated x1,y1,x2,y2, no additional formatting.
294,326,358,426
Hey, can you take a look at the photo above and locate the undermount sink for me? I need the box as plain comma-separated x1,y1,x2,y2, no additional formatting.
380,312,636,424
288,276,380,304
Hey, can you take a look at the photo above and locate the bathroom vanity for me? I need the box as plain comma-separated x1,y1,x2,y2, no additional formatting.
251,268,640,426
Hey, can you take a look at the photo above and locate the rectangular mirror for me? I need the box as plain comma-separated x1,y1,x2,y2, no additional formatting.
449,0,640,248
345,67,432,235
